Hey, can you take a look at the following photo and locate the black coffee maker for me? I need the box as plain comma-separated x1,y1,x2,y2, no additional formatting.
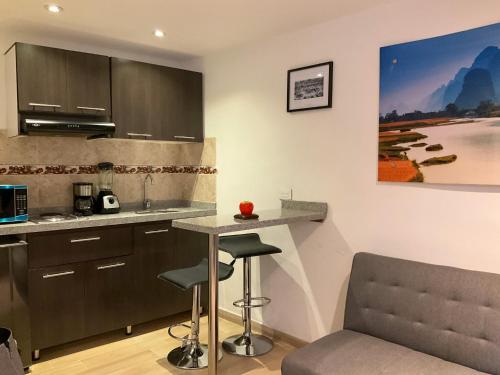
73,182,94,216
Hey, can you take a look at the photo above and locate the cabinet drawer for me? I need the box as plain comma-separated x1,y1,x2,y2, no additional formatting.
28,225,133,268
133,221,174,253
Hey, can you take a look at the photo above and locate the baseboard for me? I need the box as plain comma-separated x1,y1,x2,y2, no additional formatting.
218,308,309,348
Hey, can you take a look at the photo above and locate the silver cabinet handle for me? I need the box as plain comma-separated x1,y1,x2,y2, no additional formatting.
174,136,196,140
97,262,126,270
43,270,75,279
70,237,101,243
28,103,61,108
77,106,106,111
127,133,152,138
144,229,169,235
0,240,27,248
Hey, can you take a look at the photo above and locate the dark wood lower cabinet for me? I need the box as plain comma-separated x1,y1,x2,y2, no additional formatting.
29,263,86,349
174,228,210,309
27,221,209,353
85,256,133,337
133,223,208,324
133,222,177,323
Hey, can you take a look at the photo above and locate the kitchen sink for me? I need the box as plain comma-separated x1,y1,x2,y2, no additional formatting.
134,209,180,215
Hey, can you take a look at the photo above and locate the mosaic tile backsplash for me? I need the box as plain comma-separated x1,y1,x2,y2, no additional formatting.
0,165,217,175
0,132,216,209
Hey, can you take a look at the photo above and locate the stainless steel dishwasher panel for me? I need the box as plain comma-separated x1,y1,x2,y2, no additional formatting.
0,237,31,368
0,241,11,328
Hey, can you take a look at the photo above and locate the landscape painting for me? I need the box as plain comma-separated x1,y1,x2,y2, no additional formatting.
379,22,500,185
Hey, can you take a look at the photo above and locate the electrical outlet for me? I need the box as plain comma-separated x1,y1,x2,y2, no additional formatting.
279,188,293,200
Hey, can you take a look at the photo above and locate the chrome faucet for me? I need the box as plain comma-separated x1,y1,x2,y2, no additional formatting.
143,174,153,210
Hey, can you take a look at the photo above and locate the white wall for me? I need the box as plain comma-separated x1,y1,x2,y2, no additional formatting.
201,0,500,342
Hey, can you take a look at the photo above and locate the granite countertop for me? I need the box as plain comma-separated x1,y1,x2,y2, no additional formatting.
172,200,327,235
0,206,216,236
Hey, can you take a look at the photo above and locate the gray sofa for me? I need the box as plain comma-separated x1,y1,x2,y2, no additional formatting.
282,252,500,375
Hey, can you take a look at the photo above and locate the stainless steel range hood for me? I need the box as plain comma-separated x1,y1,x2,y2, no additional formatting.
21,118,115,138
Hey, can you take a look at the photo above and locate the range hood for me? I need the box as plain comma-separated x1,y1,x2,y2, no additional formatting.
21,118,115,138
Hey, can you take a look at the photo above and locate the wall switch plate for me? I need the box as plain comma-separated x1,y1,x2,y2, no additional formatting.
279,188,293,200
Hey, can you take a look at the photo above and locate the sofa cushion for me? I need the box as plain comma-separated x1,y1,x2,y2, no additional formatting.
344,253,500,374
281,330,487,375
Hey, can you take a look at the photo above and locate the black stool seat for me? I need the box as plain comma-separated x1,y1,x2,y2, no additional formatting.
219,233,282,259
158,258,234,290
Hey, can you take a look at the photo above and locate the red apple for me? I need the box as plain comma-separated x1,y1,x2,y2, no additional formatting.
239,201,254,216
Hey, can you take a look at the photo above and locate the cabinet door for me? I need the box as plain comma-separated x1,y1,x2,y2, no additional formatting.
111,58,162,139
85,256,133,336
111,58,203,141
162,68,203,142
29,263,85,349
16,43,68,113
66,50,111,117
133,222,177,323
0,247,11,331
173,228,209,309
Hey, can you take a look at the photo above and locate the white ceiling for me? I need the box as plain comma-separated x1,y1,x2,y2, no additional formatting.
0,0,388,60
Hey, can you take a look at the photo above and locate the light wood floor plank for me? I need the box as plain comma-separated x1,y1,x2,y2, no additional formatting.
31,317,296,375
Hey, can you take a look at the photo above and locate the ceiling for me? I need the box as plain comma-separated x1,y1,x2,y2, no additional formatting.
0,0,388,60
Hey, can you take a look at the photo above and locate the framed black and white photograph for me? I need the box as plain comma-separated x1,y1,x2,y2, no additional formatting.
287,61,333,112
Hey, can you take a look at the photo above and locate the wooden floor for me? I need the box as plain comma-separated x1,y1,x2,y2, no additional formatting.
30,315,296,375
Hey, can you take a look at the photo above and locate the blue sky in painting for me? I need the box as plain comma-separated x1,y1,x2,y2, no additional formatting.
380,22,500,116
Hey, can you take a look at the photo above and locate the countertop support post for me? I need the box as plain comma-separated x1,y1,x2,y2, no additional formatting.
208,233,219,375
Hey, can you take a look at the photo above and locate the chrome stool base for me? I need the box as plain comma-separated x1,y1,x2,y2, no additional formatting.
167,344,222,370
222,256,275,357
223,333,273,357
223,256,275,357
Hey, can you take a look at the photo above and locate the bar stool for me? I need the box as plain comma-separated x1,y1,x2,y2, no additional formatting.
219,233,282,357
158,258,234,369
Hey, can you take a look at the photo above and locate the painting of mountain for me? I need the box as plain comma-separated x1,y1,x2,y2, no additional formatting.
379,22,500,185
454,68,496,109
442,67,469,108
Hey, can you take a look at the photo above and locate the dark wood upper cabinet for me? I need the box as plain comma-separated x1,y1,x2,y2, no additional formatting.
161,68,203,142
66,50,111,116
111,58,160,139
11,43,201,142
111,58,203,142
14,43,110,117
16,44,68,113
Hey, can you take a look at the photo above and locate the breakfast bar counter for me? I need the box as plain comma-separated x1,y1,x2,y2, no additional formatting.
172,199,327,375
172,200,327,234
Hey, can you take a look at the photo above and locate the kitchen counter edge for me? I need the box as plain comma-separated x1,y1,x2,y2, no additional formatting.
0,208,217,236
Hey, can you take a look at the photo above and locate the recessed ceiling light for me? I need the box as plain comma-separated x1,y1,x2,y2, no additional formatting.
154,29,165,38
45,4,63,13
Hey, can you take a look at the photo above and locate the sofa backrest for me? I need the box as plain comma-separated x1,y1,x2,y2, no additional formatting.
344,252,500,375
